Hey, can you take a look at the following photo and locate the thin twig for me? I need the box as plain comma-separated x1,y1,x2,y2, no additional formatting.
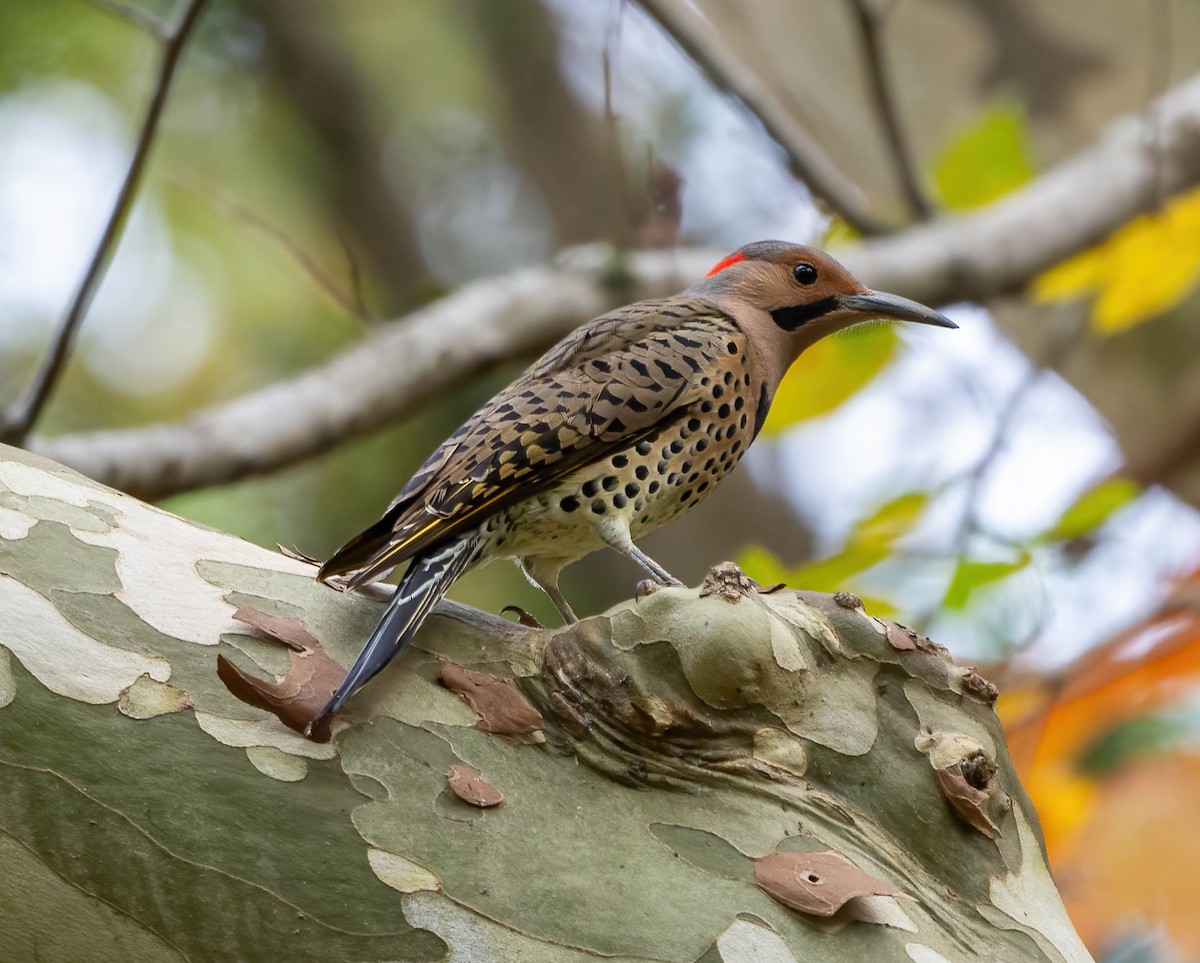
1,0,209,444
336,231,376,324
78,0,168,38
636,0,887,235
847,0,934,220
910,309,1087,635
955,314,1085,556
1146,0,1173,210
602,0,639,231
170,170,373,324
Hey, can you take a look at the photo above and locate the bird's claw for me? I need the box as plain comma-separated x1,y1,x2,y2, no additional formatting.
636,578,660,598
636,576,683,598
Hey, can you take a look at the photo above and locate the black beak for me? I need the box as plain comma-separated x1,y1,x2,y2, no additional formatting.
838,291,957,329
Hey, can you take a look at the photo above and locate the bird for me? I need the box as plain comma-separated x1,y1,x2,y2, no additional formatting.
310,240,955,731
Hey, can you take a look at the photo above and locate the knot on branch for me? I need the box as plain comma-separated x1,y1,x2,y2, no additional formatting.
536,610,779,790
529,564,845,791
698,560,757,601
527,564,1007,831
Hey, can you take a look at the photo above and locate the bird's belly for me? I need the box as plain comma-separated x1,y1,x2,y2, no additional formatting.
481,383,752,563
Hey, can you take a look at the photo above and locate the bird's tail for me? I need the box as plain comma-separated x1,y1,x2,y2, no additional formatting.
309,534,480,733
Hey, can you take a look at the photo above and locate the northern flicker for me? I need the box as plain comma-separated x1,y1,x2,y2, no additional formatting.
311,241,954,730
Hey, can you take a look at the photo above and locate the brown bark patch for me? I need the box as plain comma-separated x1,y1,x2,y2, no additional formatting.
935,754,1003,839
754,850,902,917
440,663,544,742
446,764,504,808
217,606,342,743
232,605,320,652
887,622,945,654
961,667,1000,704
887,623,921,651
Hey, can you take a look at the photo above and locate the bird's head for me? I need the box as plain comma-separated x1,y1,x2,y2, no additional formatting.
692,240,955,382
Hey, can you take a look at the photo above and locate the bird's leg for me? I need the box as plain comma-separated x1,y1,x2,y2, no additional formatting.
518,557,578,624
538,580,578,624
625,544,684,586
599,523,684,587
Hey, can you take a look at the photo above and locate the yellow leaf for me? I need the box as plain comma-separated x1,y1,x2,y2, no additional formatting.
736,545,789,587
822,218,861,245
1034,185,1200,334
1032,249,1103,302
933,102,1035,210
735,545,900,617
760,324,897,433
853,491,927,547
737,492,925,614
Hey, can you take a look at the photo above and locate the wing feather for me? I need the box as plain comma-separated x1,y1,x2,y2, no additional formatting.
319,299,737,584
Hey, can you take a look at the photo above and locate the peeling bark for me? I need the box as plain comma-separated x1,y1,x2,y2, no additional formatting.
0,446,1093,962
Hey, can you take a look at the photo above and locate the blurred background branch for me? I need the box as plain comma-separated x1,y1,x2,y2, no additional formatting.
248,0,427,313
637,0,887,235
29,71,1200,501
0,0,208,445
82,0,168,37
846,0,934,220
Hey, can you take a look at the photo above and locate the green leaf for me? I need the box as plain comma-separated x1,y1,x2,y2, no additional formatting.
736,544,900,615
738,492,927,599
761,325,898,432
1077,712,1197,776
943,557,1029,610
853,492,928,548
933,103,1035,210
1039,478,1140,543
737,542,884,596
790,543,890,592
735,545,789,587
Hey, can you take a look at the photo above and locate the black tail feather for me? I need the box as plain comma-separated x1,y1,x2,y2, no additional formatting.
316,503,407,583
309,534,480,732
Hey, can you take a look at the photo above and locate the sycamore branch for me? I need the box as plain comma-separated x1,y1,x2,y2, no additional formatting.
0,446,1088,961
28,73,1200,501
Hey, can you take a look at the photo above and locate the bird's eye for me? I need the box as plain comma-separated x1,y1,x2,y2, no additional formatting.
792,263,818,285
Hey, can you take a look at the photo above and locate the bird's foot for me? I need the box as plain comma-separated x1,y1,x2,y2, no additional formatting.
636,576,683,598
635,578,659,598
501,605,545,629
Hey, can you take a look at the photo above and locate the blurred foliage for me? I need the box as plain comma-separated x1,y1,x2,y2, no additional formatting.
932,102,1034,210
760,325,898,432
1037,478,1140,543
942,556,1030,610
1035,185,1200,334
999,565,1200,957
1075,711,1194,776
739,491,928,615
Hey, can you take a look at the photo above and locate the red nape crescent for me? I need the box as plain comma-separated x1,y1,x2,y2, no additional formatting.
705,251,747,277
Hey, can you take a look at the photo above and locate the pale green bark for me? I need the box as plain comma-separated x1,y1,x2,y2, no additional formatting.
0,445,1092,962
